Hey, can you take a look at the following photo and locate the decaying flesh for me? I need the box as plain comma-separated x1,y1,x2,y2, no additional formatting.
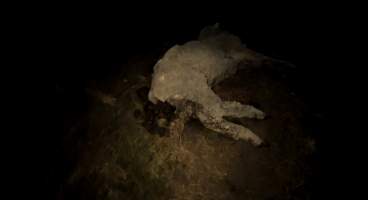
149,24,282,146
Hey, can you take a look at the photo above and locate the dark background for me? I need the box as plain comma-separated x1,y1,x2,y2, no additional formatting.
51,8,351,199
55,10,341,113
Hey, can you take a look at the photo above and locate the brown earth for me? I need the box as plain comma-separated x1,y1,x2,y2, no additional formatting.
60,51,319,200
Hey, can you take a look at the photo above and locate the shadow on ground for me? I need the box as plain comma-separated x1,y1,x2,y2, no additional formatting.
57,49,322,200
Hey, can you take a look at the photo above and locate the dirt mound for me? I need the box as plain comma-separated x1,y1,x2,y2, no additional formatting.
61,53,317,200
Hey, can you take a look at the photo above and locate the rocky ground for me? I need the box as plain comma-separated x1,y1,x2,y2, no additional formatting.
57,48,323,200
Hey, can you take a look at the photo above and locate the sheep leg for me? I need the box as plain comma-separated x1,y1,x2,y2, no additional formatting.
168,101,195,136
221,101,265,119
197,111,263,146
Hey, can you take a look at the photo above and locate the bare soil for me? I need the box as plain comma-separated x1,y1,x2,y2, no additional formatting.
59,50,320,200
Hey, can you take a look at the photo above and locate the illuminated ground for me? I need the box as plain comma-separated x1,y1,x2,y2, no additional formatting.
59,50,321,200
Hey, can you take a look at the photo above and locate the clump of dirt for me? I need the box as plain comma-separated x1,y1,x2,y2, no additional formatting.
61,52,318,200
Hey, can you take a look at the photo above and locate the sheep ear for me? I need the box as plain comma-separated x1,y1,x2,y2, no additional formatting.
214,22,220,29
198,22,222,40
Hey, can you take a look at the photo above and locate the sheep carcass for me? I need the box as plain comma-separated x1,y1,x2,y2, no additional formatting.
148,24,267,146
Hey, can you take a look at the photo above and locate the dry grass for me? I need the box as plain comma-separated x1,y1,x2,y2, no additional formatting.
63,56,316,200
